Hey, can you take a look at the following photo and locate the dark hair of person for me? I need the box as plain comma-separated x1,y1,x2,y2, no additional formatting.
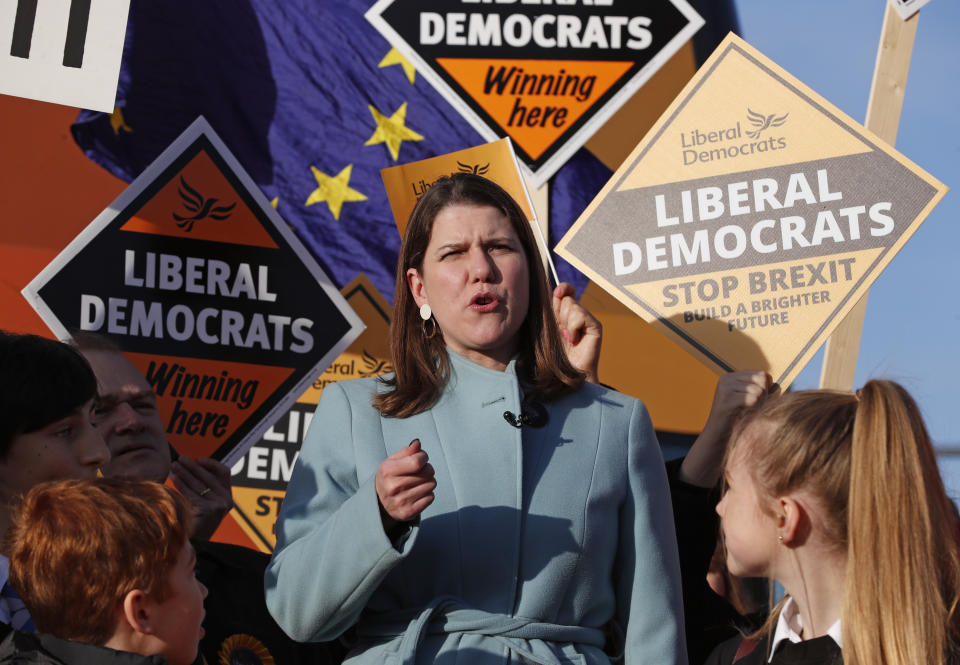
0,330,98,457
375,173,584,417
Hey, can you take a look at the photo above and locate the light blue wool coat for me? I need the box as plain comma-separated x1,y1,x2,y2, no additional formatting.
265,351,686,665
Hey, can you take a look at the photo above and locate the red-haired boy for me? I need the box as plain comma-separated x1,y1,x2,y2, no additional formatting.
1,479,206,665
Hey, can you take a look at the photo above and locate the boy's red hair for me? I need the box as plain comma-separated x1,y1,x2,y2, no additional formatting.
7,478,193,645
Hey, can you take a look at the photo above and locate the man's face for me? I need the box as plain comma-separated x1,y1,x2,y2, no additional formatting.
82,350,171,482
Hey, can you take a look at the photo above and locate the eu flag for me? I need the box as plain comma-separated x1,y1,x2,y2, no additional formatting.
71,0,612,298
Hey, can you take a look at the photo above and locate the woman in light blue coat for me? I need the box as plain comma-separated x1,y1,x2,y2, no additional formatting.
265,174,686,665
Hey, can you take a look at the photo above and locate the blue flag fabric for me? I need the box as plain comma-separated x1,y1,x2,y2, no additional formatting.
71,0,612,300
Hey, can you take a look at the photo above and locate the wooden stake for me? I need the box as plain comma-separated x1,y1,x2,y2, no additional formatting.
819,2,918,391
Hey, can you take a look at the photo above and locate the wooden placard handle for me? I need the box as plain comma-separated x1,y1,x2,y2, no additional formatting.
818,2,919,391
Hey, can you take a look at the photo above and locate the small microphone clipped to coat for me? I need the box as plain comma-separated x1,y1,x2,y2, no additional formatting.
503,396,548,428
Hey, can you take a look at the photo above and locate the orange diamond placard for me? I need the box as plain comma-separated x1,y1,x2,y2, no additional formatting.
23,117,364,465
366,0,704,186
556,34,947,389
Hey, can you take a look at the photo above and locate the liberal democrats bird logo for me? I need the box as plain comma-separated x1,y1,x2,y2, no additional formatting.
745,108,789,139
173,176,237,232
358,348,392,377
457,161,490,176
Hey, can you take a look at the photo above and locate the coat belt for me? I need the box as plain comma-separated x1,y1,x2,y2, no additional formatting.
356,595,606,665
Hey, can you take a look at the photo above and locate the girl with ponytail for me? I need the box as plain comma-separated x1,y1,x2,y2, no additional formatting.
706,380,960,665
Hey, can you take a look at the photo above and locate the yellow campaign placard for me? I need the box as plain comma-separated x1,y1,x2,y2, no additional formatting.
556,34,947,389
229,273,393,552
381,138,534,236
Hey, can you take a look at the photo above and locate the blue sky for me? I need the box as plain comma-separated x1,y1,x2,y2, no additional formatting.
734,0,959,467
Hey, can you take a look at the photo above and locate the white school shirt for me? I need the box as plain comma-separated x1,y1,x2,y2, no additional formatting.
768,597,842,662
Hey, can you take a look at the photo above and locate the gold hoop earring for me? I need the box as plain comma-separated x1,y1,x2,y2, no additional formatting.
422,316,437,339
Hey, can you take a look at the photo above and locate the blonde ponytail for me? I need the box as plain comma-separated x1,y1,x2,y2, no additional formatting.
725,381,960,664
843,380,960,665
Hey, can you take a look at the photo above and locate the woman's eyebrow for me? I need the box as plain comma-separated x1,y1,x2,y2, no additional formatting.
434,241,467,253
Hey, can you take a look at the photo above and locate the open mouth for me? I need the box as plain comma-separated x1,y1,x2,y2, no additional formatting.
471,293,499,312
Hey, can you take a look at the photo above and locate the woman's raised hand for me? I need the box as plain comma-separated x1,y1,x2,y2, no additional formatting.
679,371,774,487
375,439,437,532
552,282,602,383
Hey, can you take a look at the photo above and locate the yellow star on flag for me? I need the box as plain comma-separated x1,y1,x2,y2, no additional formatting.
378,47,416,84
305,164,368,220
110,106,133,135
364,102,424,161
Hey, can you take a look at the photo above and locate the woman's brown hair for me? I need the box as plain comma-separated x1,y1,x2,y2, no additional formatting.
375,173,584,417
726,381,960,665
